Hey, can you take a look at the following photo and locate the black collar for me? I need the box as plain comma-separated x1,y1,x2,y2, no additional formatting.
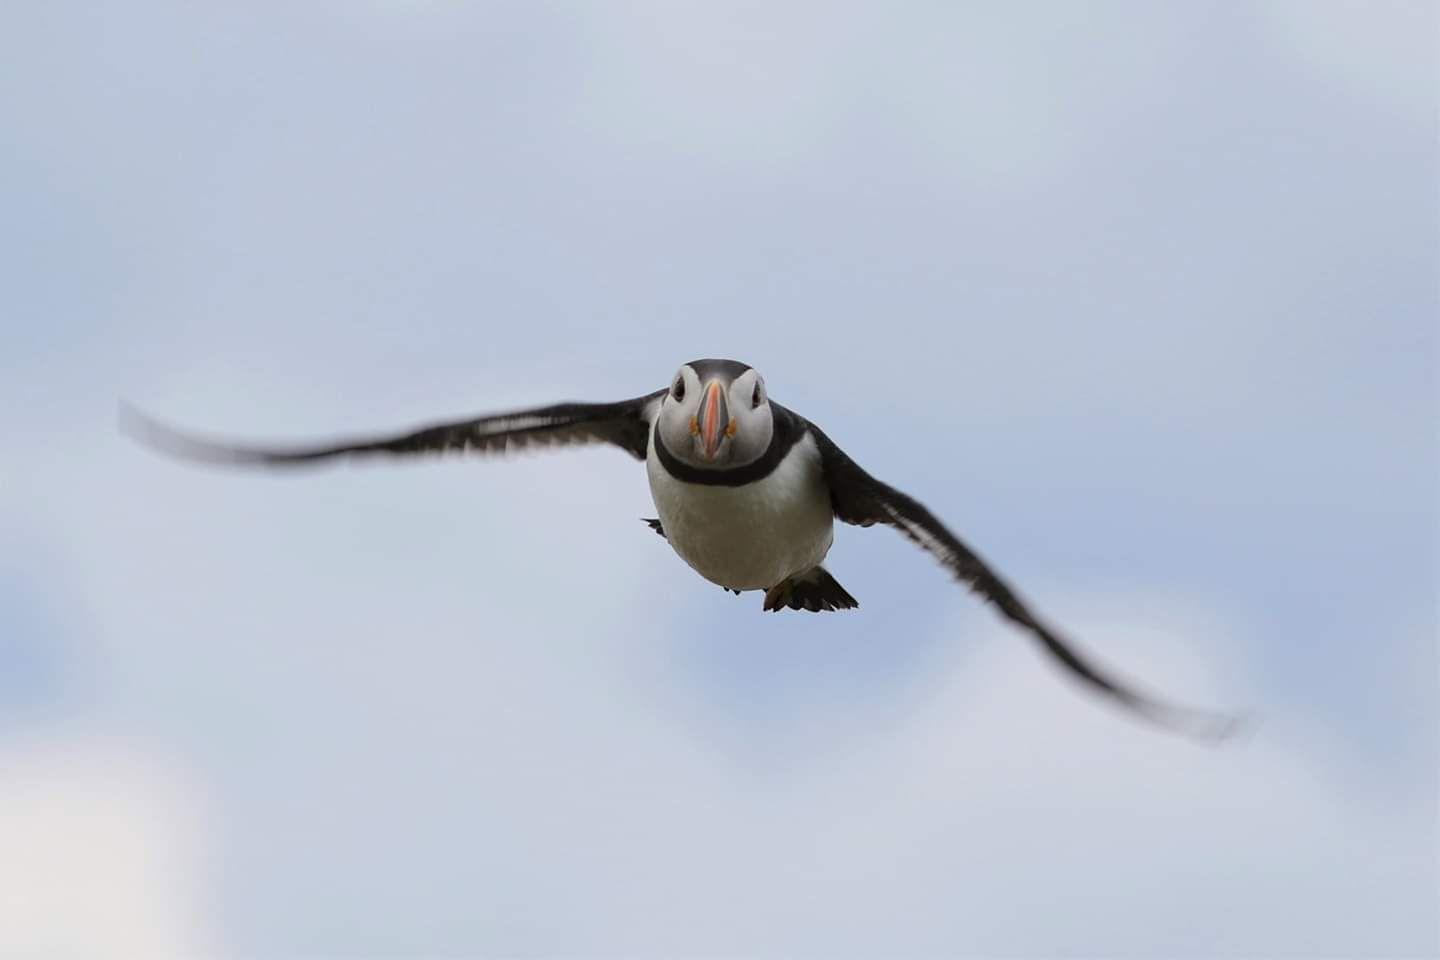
652,403,806,487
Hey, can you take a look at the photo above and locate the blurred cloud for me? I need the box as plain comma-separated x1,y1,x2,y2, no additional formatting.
0,738,213,956
1260,0,1437,112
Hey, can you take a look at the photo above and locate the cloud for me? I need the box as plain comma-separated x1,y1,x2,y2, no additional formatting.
0,738,213,956
476,592,1434,956
26,416,1436,953
1260,0,1437,114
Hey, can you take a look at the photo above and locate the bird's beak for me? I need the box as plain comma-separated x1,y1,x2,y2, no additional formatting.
696,379,731,461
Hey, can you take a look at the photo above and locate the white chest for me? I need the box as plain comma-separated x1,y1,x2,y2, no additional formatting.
646,432,835,591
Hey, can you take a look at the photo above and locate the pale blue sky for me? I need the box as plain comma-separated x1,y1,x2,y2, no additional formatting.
0,2,1435,955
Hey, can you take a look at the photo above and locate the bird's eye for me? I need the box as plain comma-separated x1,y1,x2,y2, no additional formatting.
672,378,685,401
752,381,764,408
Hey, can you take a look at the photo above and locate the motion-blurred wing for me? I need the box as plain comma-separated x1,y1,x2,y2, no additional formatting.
122,390,667,466
808,419,1240,741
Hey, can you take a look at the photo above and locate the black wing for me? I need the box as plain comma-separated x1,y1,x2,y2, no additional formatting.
121,389,667,466
807,419,1240,741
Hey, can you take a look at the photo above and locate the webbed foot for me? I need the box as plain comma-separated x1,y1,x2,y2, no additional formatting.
762,567,859,613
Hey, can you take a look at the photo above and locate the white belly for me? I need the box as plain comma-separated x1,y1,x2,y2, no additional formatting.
646,432,835,591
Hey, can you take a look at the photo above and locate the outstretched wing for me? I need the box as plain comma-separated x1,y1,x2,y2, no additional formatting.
122,389,668,466
807,419,1240,741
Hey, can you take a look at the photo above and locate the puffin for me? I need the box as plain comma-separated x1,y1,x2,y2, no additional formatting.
124,357,1239,740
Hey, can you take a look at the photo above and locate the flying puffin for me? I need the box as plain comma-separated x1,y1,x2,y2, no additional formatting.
124,358,1239,740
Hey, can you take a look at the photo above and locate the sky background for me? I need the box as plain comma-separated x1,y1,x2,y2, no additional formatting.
1,1,1436,956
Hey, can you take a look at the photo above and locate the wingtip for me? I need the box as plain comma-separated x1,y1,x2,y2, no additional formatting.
1186,709,1258,746
1141,701,1255,745
116,402,257,466
116,398,145,437
117,400,171,451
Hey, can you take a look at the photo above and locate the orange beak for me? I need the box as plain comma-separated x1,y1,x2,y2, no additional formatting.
696,379,731,461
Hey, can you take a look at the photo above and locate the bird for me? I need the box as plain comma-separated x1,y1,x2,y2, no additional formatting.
123,357,1240,741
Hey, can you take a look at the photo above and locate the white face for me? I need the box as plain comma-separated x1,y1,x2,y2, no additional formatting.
655,362,774,469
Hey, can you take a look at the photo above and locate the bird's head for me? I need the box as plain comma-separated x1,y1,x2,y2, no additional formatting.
655,358,773,469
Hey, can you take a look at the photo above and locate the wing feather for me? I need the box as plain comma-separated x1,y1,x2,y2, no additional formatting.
809,420,1241,741
121,390,667,467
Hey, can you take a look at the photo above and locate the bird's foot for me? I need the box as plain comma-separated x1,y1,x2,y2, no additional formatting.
762,567,859,613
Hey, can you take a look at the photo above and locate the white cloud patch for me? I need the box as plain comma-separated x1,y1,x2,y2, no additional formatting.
1260,0,1437,114
23,420,1435,953
0,739,213,956
455,592,1433,956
